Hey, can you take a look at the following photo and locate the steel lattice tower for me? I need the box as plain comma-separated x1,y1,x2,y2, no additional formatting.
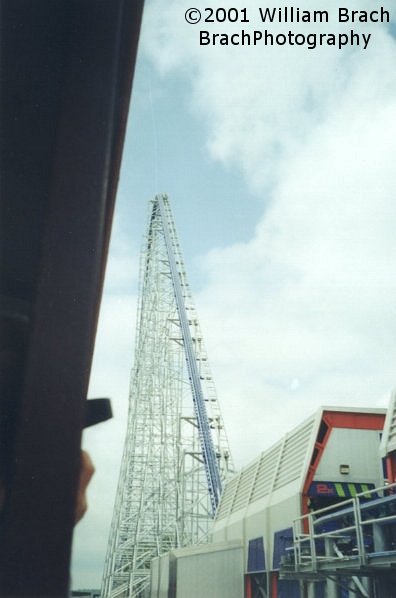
101,195,233,598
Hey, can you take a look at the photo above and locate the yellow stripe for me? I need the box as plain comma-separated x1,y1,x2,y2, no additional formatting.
360,484,371,499
348,483,357,497
335,483,346,497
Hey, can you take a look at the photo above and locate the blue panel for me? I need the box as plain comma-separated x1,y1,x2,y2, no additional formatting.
308,481,376,498
273,528,293,570
278,579,300,598
247,537,265,572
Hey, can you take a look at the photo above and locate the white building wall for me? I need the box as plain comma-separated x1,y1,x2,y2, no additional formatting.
174,543,244,598
149,553,171,598
150,558,160,598
314,428,383,486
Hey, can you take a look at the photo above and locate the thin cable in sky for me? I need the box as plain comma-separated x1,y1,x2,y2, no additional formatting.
148,72,159,193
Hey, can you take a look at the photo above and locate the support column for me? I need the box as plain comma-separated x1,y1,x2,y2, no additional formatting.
246,575,252,598
324,538,338,598
271,572,278,598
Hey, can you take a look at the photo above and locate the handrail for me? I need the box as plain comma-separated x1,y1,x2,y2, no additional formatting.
291,482,396,571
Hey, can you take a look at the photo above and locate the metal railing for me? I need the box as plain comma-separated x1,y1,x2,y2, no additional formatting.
291,482,396,572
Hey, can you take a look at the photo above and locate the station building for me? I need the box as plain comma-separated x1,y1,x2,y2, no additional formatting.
150,399,396,597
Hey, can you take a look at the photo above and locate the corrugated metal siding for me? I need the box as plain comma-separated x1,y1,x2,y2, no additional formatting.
250,444,282,503
273,418,315,491
216,415,316,519
232,462,258,512
216,475,239,520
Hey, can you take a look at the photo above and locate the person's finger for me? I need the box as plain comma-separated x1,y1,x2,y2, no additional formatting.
75,450,95,523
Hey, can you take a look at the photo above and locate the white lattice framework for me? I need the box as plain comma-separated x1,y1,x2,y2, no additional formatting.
101,195,233,598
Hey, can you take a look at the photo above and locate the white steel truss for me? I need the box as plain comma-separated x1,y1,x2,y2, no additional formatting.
101,195,234,598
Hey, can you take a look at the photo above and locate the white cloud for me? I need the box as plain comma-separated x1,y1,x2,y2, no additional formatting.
195,96,396,461
144,0,396,190
143,0,396,465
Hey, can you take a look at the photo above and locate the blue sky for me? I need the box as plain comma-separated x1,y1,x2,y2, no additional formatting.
115,58,262,287
72,0,396,589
